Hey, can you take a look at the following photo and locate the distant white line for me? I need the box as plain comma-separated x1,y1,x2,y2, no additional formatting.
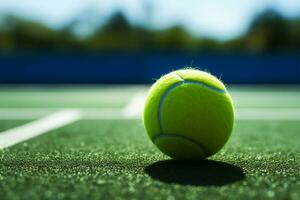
0,109,81,149
0,108,59,119
82,108,124,120
236,108,300,120
0,108,121,120
0,108,300,121
121,92,146,118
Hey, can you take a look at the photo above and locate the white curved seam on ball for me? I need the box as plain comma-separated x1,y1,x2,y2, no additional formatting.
153,133,208,156
173,72,226,94
157,79,226,133
173,72,184,81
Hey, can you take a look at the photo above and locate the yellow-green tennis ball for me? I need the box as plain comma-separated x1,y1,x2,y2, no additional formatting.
143,69,234,160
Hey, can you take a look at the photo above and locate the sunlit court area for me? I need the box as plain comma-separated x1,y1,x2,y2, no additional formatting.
0,0,299,200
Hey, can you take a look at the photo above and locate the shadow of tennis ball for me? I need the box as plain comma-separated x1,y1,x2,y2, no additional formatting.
145,160,245,186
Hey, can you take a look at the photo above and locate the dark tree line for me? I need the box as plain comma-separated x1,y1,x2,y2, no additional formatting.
0,9,299,53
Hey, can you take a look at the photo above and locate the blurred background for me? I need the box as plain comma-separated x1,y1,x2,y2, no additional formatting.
0,0,299,84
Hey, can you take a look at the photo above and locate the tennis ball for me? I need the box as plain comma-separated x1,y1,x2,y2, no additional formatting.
143,69,234,160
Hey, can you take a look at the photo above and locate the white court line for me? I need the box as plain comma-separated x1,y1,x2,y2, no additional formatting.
83,108,124,120
119,92,300,121
1,108,300,121
121,91,146,118
236,108,300,120
0,108,59,119
0,108,121,120
0,108,300,121
1,93,298,149
0,109,81,149
0,93,144,149
83,108,300,120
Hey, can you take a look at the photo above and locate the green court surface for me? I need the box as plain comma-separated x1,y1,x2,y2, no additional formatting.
0,86,299,200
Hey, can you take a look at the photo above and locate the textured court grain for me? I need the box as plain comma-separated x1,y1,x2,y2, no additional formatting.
0,86,299,200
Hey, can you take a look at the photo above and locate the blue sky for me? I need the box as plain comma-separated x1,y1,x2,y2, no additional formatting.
0,0,300,40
